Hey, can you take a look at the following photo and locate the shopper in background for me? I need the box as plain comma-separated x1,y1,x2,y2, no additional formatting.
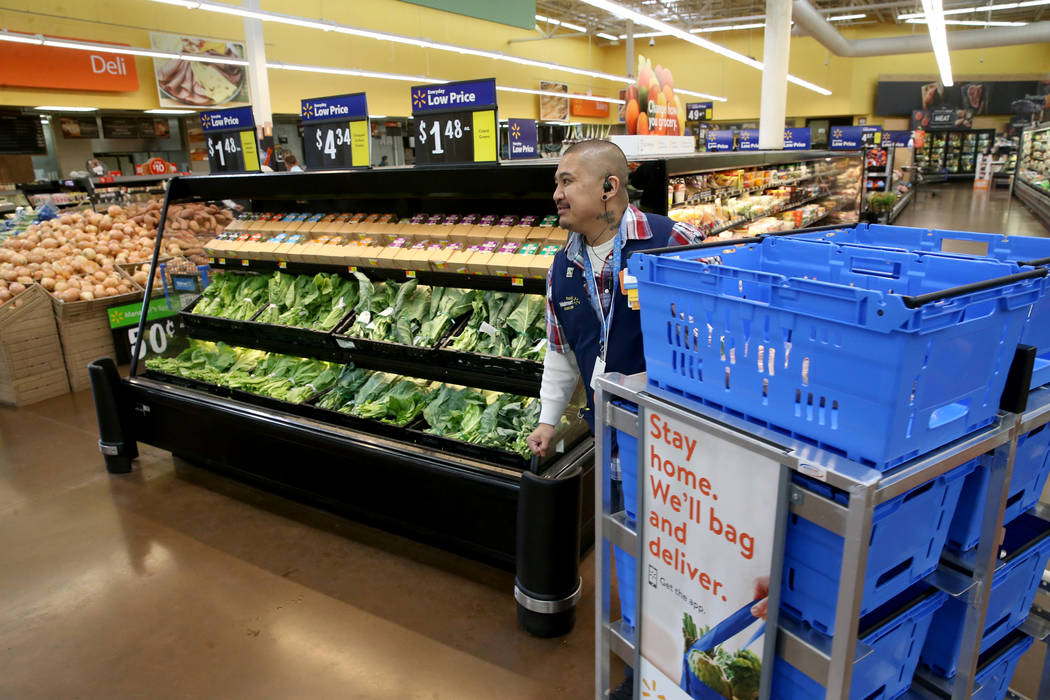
526,139,704,700
379,155,390,166
284,153,304,172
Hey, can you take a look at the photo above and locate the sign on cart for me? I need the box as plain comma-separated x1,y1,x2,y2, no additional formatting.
639,407,786,700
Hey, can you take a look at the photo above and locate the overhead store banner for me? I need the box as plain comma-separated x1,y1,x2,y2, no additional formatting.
508,118,539,159
200,106,260,174
624,54,685,136
150,32,250,110
639,408,785,700
829,126,864,149
737,129,759,151
411,78,498,166
876,78,1048,116
706,130,734,152
783,128,811,150
887,130,913,147
0,35,139,92
300,93,370,170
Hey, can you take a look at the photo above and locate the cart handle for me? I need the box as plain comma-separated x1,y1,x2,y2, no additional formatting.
900,267,1047,309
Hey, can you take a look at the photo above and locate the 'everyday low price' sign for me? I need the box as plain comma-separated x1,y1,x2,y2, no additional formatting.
783,128,812,150
301,93,370,170
508,118,538,159
411,78,498,166
200,106,259,173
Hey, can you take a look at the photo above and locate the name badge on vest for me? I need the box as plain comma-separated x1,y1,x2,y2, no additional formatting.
566,267,574,278
590,356,606,391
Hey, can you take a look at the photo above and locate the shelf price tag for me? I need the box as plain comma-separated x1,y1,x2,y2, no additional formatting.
278,260,287,269
218,258,226,265
301,93,370,170
410,78,497,166
405,270,416,278
240,259,250,267
511,276,524,286
201,106,260,174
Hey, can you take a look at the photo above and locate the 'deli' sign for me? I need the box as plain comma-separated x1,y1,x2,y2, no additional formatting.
636,405,786,700
410,78,498,166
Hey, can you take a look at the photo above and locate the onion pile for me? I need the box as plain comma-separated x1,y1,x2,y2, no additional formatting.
0,201,233,305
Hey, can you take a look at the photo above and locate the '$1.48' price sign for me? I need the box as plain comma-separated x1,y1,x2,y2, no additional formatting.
414,111,495,165
207,131,258,172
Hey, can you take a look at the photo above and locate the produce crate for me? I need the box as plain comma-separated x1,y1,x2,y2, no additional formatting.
920,511,1050,678
947,424,1050,551
0,285,70,406
628,237,1046,469
793,223,1050,389
50,283,144,392
970,631,1035,700
780,460,975,636
773,583,947,700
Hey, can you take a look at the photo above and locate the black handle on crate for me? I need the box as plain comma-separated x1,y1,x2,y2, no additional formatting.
899,266,1048,309
1000,344,1036,414
627,235,765,259
1017,256,1050,267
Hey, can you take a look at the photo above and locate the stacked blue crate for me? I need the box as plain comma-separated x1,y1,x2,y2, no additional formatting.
920,512,1050,678
626,234,1049,696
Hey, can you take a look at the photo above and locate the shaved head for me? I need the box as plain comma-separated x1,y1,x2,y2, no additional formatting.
562,139,629,185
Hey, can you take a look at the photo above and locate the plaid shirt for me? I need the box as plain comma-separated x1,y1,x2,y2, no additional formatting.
545,206,704,354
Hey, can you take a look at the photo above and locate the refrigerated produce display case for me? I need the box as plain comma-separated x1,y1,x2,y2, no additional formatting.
88,152,864,633
1015,124,1050,227
636,150,862,238
915,129,995,179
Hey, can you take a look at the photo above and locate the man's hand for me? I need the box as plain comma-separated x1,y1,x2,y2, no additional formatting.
750,576,770,620
527,423,557,457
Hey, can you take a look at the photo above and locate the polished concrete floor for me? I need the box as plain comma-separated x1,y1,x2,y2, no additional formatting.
894,179,1048,236
0,183,1048,699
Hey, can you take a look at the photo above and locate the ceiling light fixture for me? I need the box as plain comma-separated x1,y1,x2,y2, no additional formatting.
596,32,620,40
34,105,99,112
535,14,587,33
899,0,1050,19
828,13,867,21
0,30,43,44
145,109,196,114
150,0,726,101
920,0,954,86
577,0,831,95
906,17,1027,24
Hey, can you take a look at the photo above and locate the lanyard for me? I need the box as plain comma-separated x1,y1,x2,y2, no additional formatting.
580,225,623,362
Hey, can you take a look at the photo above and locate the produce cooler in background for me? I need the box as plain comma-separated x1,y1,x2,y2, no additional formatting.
1014,124,1050,228
915,129,995,179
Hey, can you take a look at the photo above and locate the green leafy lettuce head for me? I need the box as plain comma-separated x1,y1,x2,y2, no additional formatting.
687,650,733,699
723,649,761,700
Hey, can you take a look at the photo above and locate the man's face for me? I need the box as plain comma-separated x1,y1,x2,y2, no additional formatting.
553,153,604,231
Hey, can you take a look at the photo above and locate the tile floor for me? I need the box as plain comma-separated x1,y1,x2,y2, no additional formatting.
1,182,1048,699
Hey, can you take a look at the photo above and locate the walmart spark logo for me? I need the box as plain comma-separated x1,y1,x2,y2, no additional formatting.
200,113,213,128
412,89,427,110
832,128,843,139
302,102,315,119
640,678,666,699
511,123,521,140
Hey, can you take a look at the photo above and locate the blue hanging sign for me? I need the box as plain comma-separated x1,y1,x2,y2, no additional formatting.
783,127,812,150
300,92,370,170
829,126,864,149
199,106,255,133
199,106,259,173
706,130,734,152
737,129,760,151
301,93,368,123
887,130,913,147
508,118,539,159
410,78,497,114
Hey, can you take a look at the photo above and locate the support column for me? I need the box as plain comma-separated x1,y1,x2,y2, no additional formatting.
243,0,273,147
758,0,792,150
625,20,634,78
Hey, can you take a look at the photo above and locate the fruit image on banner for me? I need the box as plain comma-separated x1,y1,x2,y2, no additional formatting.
625,55,685,137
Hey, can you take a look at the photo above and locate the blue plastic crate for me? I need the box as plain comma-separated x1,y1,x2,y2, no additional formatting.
781,459,976,636
794,223,1050,388
629,237,1045,469
617,429,639,526
613,545,636,629
971,631,1036,700
773,583,947,700
947,424,1050,551
920,511,1050,678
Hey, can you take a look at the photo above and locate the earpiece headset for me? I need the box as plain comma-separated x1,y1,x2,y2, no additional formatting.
602,176,613,200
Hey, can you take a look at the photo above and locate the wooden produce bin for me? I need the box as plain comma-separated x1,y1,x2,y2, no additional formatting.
0,285,71,406
50,283,144,392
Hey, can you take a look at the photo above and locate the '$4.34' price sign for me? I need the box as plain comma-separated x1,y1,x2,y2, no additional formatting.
303,120,369,169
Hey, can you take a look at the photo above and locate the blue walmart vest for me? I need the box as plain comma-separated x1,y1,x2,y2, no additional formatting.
550,213,676,430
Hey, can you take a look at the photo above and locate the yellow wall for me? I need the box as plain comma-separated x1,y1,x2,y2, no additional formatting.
0,1,1048,123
